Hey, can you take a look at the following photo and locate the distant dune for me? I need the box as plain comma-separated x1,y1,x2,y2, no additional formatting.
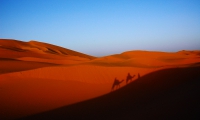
0,39,200,119
0,39,95,60
90,50,200,67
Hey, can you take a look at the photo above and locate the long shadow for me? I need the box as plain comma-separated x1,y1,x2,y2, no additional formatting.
19,66,200,120
111,78,124,91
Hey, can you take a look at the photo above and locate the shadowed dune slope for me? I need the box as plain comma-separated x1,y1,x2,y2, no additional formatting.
21,66,200,120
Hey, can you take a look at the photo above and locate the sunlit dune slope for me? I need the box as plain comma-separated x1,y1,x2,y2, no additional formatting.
1,65,154,84
28,40,95,59
1,39,199,68
0,58,58,74
90,50,200,67
0,55,160,120
0,39,95,73
0,39,95,60
21,66,200,120
0,64,155,120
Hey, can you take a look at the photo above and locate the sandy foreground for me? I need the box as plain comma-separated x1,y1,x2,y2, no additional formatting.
0,39,200,119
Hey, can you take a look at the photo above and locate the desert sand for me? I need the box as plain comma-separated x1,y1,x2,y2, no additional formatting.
21,66,200,120
0,39,200,119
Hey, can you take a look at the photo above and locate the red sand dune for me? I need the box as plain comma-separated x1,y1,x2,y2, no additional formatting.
0,39,200,119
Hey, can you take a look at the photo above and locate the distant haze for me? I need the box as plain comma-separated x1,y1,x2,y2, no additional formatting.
0,0,200,56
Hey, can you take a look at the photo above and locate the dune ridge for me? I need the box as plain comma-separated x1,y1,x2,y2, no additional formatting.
0,39,95,60
90,50,200,67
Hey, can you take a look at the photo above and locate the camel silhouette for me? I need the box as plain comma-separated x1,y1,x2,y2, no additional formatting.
111,78,124,91
126,73,135,84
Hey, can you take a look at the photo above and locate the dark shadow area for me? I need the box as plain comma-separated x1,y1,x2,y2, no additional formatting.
46,48,59,55
59,50,68,55
19,66,200,120
189,62,200,67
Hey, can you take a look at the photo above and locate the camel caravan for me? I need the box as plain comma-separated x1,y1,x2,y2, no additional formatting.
111,73,140,91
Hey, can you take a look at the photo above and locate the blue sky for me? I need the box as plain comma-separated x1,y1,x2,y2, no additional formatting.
0,0,200,56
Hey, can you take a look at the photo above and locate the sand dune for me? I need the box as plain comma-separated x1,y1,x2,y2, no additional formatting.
0,39,200,119
0,39,95,60
20,66,200,120
0,65,156,119
90,50,200,67
17,56,90,65
0,58,58,75
0,76,110,120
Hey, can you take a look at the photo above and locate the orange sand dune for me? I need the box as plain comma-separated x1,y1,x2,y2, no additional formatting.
0,58,58,75
21,66,200,120
0,39,95,60
90,50,200,67
17,56,90,65
0,39,94,72
0,39,200,119
0,65,158,119
0,76,109,119
27,40,95,59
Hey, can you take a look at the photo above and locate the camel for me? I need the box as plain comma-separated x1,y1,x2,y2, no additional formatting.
111,78,124,91
126,73,135,84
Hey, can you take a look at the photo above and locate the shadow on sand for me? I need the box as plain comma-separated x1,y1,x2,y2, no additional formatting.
111,78,124,91
126,73,135,84
20,66,200,120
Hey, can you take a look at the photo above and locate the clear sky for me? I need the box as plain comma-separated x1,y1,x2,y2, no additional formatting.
0,0,200,56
